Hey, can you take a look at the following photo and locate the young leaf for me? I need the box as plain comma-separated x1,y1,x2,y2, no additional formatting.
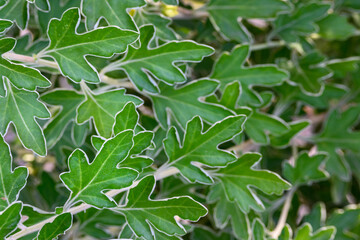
0,136,28,211
41,90,85,149
115,176,207,239
210,45,288,106
289,52,332,96
0,0,29,29
0,38,50,92
314,105,360,181
206,0,290,42
163,115,246,184
283,152,328,186
42,8,139,84
317,14,356,40
77,84,143,138
81,0,146,30
0,80,50,156
37,213,73,240
0,19,12,33
270,3,331,42
208,183,250,239
60,130,138,208
209,81,290,144
150,80,233,128
104,25,214,93
0,202,22,239
134,11,177,41
213,153,291,212
294,224,335,240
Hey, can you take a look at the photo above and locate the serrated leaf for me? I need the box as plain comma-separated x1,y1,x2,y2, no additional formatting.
104,25,214,93
60,130,138,208
41,89,85,149
0,80,50,156
314,105,360,181
42,8,138,84
134,10,177,41
270,3,331,42
209,81,289,144
77,84,143,138
326,205,360,240
206,0,290,42
317,14,356,40
0,202,22,239
269,120,310,148
208,183,250,240
210,45,288,106
164,115,246,184
283,152,328,186
115,175,207,239
0,19,12,33
37,213,72,240
289,52,332,96
81,0,146,30
113,102,139,134
213,153,291,212
294,224,335,240
150,80,233,128
0,0,28,29
37,0,81,33
0,136,28,211
0,38,50,93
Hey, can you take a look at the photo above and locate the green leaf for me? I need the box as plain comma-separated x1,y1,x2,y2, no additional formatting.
37,213,73,240
134,10,177,41
270,120,310,148
77,84,143,138
0,19,12,33
314,105,360,181
210,45,288,106
41,90,85,149
0,202,22,239
34,0,50,11
209,81,290,144
36,0,81,34
0,38,50,92
317,14,356,40
105,25,214,93
115,175,207,239
78,209,125,239
288,52,332,96
206,0,290,42
283,152,328,186
60,130,138,208
150,80,233,128
81,0,146,30
326,205,360,240
0,80,50,156
208,183,250,240
303,202,326,231
213,153,291,212
270,3,331,42
113,102,140,134
0,0,28,29
42,8,138,84
253,219,267,240
0,136,28,211
164,115,246,184
294,224,335,240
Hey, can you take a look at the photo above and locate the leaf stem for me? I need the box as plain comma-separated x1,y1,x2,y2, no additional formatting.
250,40,286,51
3,52,59,69
269,187,296,239
8,167,179,239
